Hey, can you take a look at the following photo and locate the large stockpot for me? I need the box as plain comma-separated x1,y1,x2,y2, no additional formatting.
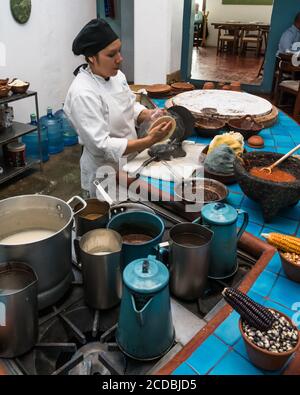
0,195,87,310
0,262,38,358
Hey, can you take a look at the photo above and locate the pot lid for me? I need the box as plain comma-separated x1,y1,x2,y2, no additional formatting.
123,256,169,295
201,203,238,225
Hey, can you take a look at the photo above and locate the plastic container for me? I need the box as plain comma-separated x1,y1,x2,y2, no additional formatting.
7,142,26,167
55,107,78,147
22,114,49,162
40,108,64,155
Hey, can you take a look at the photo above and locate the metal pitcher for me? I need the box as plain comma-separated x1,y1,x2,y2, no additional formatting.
168,223,214,301
0,262,38,358
116,256,175,361
74,229,123,310
201,203,249,280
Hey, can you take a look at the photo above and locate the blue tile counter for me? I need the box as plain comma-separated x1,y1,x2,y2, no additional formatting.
150,100,300,375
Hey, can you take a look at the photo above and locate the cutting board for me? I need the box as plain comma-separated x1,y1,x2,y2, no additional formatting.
123,141,206,181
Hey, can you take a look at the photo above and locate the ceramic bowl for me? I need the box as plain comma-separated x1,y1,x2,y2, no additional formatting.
0,85,11,98
195,117,226,138
174,177,229,205
9,81,30,94
171,82,195,92
201,145,246,185
234,152,300,221
279,252,300,283
228,115,263,139
239,310,300,371
0,78,9,86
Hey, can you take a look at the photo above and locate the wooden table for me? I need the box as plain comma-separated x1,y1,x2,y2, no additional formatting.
211,21,270,30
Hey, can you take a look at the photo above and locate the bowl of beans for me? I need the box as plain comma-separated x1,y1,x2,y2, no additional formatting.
280,251,300,283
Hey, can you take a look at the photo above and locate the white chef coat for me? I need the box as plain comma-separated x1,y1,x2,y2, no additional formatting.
64,66,146,196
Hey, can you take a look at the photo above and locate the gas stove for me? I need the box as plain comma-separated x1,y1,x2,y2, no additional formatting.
0,202,257,376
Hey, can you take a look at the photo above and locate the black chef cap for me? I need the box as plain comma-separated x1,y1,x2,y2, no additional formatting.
72,18,119,57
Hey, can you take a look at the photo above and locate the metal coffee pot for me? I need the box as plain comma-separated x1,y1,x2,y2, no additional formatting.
116,256,175,361
201,203,249,279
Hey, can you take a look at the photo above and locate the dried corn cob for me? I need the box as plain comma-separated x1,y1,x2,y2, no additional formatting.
222,288,275,331
262,233,300,254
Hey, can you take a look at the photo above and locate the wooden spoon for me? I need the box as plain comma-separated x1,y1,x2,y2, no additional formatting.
260,144,300,174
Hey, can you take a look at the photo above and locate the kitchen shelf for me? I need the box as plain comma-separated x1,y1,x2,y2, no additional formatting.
0,159,40,184
0,122,37,145
0,91,37,106
0,90,42,185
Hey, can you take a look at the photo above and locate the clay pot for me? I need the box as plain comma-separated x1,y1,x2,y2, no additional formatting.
203,82,215,90
239,311,300,371
222,85,231,90
217,82,225,90
280,252,300,283
230,82,241,92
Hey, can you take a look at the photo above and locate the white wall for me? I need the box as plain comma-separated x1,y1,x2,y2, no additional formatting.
169,0,184,75
0,0,96,123
134,0,184,84
205,1,273,47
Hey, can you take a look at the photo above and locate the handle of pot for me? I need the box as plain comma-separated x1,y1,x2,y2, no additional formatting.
192,217,202,224
93,180,114,206
67,196,87,216
155,242,170,267
131,295,153,327
74,238,81,265
237,209,249,241
0,302,6,327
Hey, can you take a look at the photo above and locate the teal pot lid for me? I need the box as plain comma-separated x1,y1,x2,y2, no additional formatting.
201,203,238,226
123,256,169,295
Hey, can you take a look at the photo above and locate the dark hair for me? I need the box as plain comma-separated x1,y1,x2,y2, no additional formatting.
295,12,300,24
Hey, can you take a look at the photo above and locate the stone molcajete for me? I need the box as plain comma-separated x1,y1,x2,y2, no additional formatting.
234,152,300,221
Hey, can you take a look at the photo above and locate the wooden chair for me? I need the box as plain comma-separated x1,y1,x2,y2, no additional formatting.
239,26,263,57
217,25,239,55
275,60,300,123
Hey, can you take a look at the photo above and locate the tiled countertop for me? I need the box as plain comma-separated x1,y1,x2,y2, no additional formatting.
151,99,300,375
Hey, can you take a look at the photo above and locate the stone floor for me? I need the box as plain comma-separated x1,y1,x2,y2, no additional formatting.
0,145,82,201
191,46,263,84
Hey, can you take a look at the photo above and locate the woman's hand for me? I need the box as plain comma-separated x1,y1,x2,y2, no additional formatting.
147,121,173,144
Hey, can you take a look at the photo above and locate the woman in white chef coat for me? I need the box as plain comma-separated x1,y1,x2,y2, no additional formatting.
64,19,171,197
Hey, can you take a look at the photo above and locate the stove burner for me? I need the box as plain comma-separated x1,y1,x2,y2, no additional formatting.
68,343,111,375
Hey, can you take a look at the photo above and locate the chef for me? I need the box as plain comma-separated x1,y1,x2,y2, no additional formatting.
64,19,171,197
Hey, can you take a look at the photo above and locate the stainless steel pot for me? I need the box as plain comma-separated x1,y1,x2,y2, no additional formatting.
0,195,86,310
75,199,110,237
169,223,214,300
74,229,123,310
0,262,38,358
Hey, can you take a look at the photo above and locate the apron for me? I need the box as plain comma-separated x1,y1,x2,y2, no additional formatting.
80,68,138,197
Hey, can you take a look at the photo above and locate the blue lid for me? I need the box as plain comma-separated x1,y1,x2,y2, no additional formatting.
123,256,169,294
201,203,238,226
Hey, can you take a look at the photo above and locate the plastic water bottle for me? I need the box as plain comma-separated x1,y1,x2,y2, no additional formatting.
41,108,64,155
55,106,78,147
22,114,49,162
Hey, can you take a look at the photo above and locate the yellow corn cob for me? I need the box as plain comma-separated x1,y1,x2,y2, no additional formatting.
262,233,300,254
